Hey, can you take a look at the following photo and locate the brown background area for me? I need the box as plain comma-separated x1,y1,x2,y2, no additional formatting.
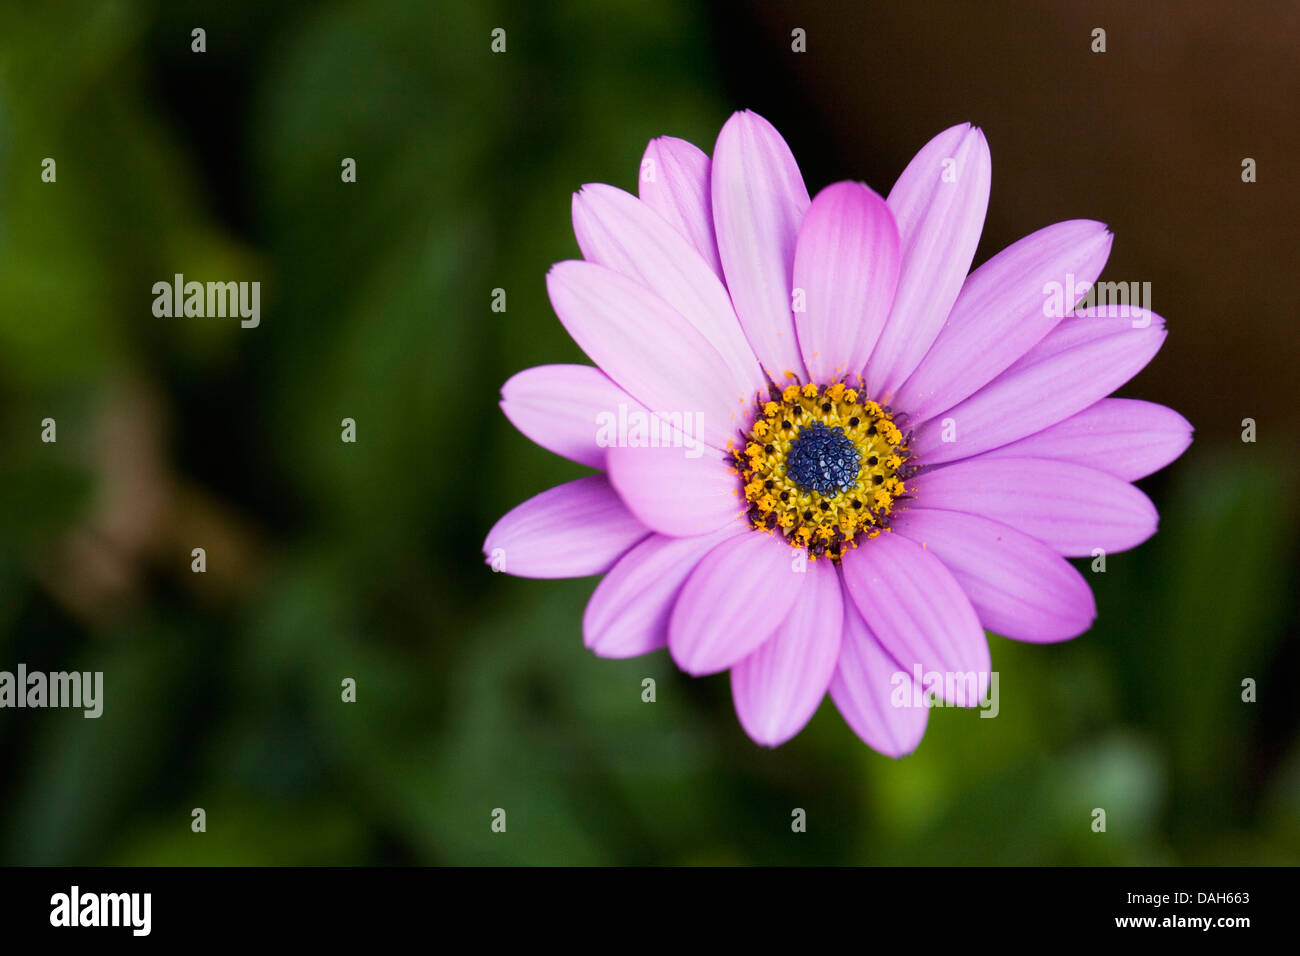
715,0,1299,451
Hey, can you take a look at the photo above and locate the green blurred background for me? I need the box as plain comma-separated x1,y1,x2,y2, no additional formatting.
0,0,1296,864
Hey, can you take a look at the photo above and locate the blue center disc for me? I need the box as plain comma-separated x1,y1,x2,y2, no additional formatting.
784,422,861,496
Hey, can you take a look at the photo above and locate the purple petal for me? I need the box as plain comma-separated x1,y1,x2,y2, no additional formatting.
895,220,1113,422
546,260,752,451
839,533,990,706
669,530,806,675
792,181,901,383
500,364,646,469
572,183,766,397
711,109,811,381
890,508,1096,643
731,558,844,746
638,136,724,279
911,305,1168,465
976,398,1193,481
584,523,744,659
913,456,1158,556
483,475,649,578
868,123,991,400
606,443,746,537
829,580,929,757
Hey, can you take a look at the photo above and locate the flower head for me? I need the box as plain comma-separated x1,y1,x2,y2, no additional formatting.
485,110,1191,754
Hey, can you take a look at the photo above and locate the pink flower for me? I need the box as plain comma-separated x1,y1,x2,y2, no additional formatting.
484,110,1191,754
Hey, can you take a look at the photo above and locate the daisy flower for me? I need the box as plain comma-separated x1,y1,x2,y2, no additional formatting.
484,110,1191,754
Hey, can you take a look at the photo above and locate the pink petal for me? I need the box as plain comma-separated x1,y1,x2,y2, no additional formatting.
669,530,806,675
890,508,1096,643
731,558,844,746
792,181,901,383
976,398,1193,481
483,475,650,579
572,183,766,397
546,260,751,451
711,110,811,381
911,305,1168,465
913,456,1158,556
584,523,744,659
839,533,990,707
606,443,746,537
500,364,647,469
638,136,724,279
829,580,929,757
895,220,1113,422
868,124,991,400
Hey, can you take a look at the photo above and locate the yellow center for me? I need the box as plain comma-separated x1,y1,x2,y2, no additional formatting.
731,381,913,560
